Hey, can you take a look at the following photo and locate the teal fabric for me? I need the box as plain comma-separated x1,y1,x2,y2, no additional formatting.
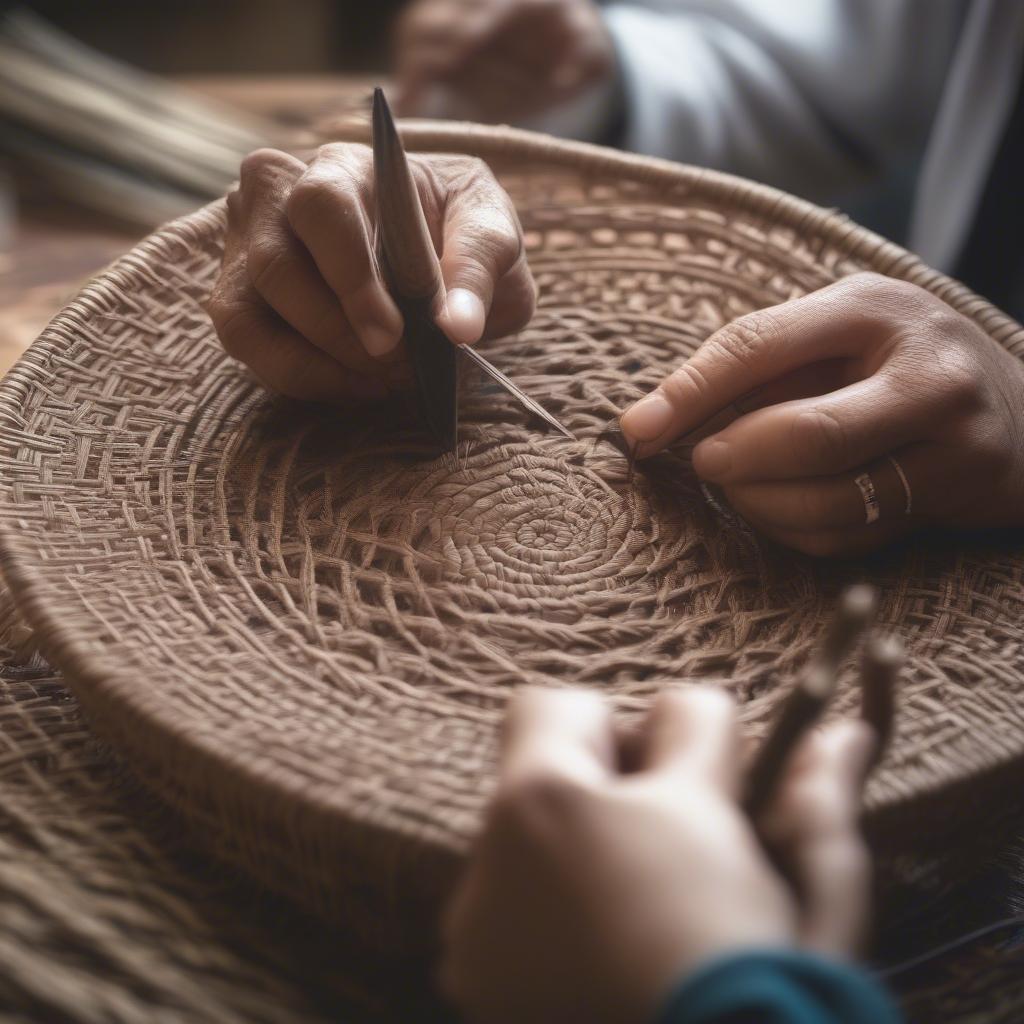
655,950,901,1024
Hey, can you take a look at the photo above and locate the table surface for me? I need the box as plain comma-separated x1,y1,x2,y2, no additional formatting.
0,74,373,376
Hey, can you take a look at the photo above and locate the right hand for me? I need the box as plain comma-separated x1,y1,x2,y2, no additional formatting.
207,144,535,404
619,273,1024,556
440,686,879,1024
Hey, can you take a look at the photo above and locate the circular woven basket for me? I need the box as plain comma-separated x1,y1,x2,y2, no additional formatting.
2,122,1023,951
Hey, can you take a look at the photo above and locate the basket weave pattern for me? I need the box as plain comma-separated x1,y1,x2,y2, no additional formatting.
4,587,1024,1022
1,124,1023,944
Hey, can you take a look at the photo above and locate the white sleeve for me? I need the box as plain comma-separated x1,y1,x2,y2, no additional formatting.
579,0,964,202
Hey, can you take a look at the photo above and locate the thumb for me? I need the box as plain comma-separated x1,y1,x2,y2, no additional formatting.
434,167,525,346
619,277,886,458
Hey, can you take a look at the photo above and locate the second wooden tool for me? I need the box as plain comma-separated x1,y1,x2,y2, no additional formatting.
742,584,894,817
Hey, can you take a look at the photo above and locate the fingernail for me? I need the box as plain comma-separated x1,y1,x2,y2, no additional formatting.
693,439,731,480
362,323,401,358
621,392,673,442
442,288,486,345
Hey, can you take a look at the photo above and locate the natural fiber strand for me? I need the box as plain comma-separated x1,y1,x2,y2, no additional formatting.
0,123,1023,954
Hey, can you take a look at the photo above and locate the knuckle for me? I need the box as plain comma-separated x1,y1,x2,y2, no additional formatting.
239,147,296,186
466,222,520,278
238,147,275,180
842,271,912,302
447,154,490,181
927,332,985,413
841,270,894,296
285,174,358,234
710,310,779,368
792,407,849,472
284,177,324,230
314,142,346,161
313,141,371,170
660,361,711,408
842,272,933,321
939,365,983,414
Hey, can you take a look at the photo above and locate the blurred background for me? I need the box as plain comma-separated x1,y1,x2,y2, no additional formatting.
2,1,1019,376
22,0,398,72
0,0,402,371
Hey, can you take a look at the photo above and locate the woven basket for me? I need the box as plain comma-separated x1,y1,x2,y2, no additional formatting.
2,121,1023,951
4,586,1024,1023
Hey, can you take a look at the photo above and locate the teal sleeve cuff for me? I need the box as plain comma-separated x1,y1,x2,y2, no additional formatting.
655,949,902,1024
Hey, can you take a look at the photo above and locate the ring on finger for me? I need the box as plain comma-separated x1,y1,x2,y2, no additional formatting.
887,455,913,516
853,472,880,525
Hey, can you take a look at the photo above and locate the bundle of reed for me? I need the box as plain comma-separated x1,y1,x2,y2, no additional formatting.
0,9,276,227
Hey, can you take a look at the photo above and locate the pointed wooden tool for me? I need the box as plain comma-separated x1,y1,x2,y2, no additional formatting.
372,87,457,451
371,88,574,450
742,584,877,817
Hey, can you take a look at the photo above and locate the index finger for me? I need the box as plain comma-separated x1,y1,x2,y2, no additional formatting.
638,687,741,794
434,158,529,345
619,278,889,457
500,687,615,789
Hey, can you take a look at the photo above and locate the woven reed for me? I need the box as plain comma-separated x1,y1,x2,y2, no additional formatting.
1,122,1024,951
4,583,1023,1023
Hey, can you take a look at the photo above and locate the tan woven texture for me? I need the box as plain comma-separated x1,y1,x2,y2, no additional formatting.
3,585,1023,1023
1,122,1024,950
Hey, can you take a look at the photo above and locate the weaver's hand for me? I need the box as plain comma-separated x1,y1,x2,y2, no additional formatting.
207,145,534,403
440,686,877,1024
393,0,615,124
620,273,1024,556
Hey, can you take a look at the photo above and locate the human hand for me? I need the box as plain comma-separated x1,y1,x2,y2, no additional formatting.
393,0,616,124
620,273,1024,556
207,145,535,403
440,686,878,1024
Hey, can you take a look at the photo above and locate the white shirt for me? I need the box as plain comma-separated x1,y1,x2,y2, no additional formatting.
525,0,1024,273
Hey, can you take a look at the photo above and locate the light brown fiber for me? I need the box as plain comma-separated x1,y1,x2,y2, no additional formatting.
1,122,1023,952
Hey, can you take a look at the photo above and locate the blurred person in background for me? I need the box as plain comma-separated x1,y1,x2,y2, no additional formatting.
392,0,1024,321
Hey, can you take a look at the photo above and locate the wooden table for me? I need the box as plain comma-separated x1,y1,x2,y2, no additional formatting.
0,74,372,375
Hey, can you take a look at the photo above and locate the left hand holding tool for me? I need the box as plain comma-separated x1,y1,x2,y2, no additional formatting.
441,676,889,1024
207,141,535,404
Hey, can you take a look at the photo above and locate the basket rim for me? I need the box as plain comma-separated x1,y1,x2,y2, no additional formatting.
1,123,1023,918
